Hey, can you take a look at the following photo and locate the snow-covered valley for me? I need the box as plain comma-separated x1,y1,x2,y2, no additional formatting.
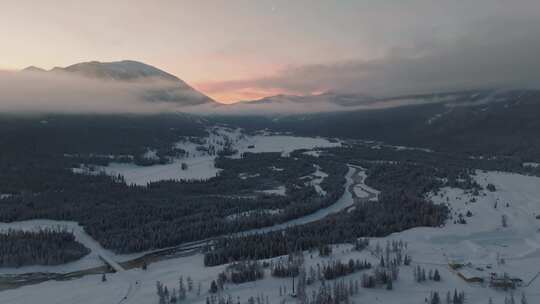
3,166,540,303
3,124,540,304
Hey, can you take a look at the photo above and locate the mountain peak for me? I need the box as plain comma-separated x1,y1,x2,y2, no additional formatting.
59,60,181,82
30,60,216,106
21,66,47,73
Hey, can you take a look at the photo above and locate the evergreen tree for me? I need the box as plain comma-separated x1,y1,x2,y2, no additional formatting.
430,291,440,304
142,260,148,270
210,280,218,294
170,289,178,303
187,276,193,292
521,293,528,304
386,278,393,290
433,269,441,281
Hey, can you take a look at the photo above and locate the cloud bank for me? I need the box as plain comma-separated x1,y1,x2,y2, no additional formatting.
202,16,540,99
0,70,190,114
3,4,540,115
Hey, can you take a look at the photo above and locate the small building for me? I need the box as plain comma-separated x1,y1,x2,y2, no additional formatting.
449,262,464,270
456,268,484,283
449,262,485,283
489,273,522,290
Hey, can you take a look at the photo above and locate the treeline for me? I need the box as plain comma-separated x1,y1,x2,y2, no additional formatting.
0,151,346,254
217,261,264,285
331,143,540,178
360,161,480,197
204,158,454,266
0,114,206,161
204,192,447,266
322,259,372,281
0,114,207,194
214,90,540,164
0,228,90,267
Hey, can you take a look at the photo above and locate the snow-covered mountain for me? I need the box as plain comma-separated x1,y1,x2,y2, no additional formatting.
230,89,537,114
219,92,378,114
22,60,216,106
49,60,180,82
245,92,376,107
21,66,47,73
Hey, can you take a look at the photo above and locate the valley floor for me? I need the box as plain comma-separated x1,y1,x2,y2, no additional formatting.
2,169,540,304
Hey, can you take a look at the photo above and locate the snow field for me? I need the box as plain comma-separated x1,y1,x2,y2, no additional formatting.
76,127,340,186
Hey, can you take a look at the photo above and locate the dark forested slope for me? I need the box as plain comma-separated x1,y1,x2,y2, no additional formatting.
214,89,540,161
0,229,90,267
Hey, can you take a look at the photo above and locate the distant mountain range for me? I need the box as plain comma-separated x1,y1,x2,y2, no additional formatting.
18,60,540,116
217,88,540,160
8,61,540,160
238,89,526,110
22,60,216,107
244,92,375,106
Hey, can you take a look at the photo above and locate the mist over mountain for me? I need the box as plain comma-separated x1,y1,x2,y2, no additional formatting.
9,59,540,116
21,66,47,73
6,60,540,117
49,60,181,82
218,88,538,115
21,60,216,107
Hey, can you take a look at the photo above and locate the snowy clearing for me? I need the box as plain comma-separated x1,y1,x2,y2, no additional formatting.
239,165,356,235
74,127,340,186
100,157,220,186
523,162,540,168
238,172,260,180
301,164,328,196
352,186,369,198
348,165,380,201
232,135,340,158
258,186,287,196
225,209,283,221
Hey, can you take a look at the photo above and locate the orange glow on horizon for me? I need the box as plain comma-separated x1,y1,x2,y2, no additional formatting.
202,89,277,104
192,83,291,104
198,85,326,104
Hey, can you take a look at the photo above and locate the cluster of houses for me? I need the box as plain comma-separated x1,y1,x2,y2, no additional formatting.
449,262,522,290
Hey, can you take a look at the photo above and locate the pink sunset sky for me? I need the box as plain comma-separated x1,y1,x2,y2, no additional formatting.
1,0,540,103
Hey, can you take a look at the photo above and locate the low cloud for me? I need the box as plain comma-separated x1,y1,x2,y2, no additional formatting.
3,14,540,115
0,70,185,114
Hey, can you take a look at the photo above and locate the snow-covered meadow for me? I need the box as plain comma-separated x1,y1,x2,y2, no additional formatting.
78,127,340,186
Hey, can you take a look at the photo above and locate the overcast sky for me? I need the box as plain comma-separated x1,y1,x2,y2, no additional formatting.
1,0,539,103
